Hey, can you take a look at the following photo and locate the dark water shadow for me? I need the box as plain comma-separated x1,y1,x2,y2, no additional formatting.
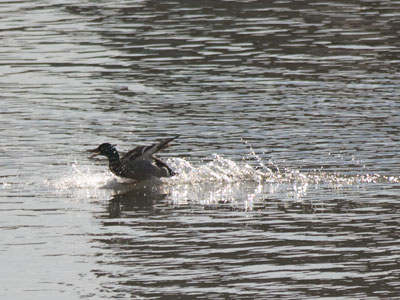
104,181,170,218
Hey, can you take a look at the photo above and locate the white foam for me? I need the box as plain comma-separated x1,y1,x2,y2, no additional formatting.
54,155,400,191
166,155,266,185
54,163,115,190
52,154,400,207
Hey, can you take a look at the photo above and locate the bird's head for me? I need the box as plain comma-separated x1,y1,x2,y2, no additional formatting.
88,143,118,158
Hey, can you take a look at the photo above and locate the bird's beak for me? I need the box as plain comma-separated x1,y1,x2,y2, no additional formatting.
87,147,100,158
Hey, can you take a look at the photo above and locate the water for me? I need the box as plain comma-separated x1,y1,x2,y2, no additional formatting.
1,0,400,299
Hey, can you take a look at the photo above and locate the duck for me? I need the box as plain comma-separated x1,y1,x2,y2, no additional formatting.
88,136,178,181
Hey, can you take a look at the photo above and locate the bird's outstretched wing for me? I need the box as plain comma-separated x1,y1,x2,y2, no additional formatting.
153,157,176,176
122,135,179,161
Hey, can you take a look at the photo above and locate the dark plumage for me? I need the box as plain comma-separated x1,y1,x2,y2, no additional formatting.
88,136,178,181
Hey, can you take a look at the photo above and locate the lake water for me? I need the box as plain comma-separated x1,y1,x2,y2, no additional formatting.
1,0,400,299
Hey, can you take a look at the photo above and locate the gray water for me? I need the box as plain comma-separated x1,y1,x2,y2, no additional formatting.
1,0,400,299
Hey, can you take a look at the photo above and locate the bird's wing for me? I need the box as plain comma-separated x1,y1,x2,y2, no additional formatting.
153,156,176,176
121,146,146,161
122,136,179,161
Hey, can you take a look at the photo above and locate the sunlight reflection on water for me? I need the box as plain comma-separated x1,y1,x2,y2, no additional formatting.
2,0,400,299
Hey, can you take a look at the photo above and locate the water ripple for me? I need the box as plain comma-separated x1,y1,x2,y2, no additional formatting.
2,0,400,299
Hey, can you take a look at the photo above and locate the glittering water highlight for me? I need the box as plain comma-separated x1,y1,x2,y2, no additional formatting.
53,147,400,213
2,0,400,299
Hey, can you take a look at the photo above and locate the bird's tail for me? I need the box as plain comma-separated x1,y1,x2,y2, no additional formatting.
142,135,179,156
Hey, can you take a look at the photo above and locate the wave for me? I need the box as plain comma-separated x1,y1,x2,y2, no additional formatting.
53,154,399,193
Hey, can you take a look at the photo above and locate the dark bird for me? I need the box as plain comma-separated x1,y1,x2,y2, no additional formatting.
88,136,178,181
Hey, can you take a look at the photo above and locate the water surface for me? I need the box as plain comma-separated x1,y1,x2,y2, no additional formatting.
1,0,400,299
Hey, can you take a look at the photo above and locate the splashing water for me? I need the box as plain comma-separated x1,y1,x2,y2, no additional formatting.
166,154,266,184
54,154,400,191
54,162,115,190
167,154,399,187
52,152,400,208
